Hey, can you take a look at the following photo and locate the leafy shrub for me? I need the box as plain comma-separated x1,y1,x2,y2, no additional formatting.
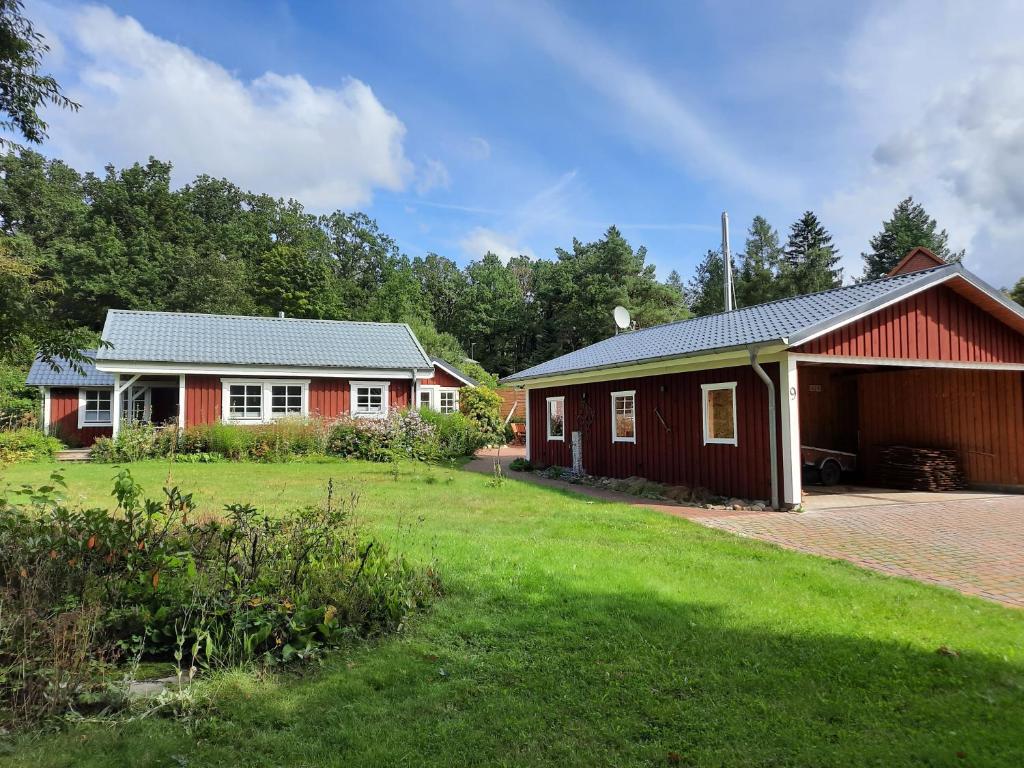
328,410,436,462
0,363,37,429
0,427,63,463
419,409,486,459
0,470,435,724
89,421,160,463
459,386,504,445
509,457,532,472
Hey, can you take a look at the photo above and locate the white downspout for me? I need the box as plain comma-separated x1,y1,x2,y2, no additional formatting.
748,346,779,509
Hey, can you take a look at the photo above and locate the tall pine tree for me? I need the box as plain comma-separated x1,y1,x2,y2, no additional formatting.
686,249,729,316
736,215,783,307
783,211,842,295
861,196,964,280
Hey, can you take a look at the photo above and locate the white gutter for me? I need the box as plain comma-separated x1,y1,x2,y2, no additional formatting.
748,345,779,510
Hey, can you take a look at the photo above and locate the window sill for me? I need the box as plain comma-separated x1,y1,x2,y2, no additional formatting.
612,437,637,444
703,438,738,447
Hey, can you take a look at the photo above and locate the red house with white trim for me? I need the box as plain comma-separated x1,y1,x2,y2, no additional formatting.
503,251,1024,507
27,311,476,446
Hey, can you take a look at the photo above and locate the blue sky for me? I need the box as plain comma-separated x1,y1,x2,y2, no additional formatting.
25,1,1024,287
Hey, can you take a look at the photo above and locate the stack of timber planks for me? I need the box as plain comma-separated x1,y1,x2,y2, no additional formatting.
877,445,967,491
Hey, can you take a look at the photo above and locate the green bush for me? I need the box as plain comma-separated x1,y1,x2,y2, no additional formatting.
419,409,486,459
459,386,504,445
0,363,37,429
328,410,437,462
89,421,160,463
0,470,436,724
509,457,532,472
0,427,63,463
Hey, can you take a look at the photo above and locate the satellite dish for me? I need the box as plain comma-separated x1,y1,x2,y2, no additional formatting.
613,305,631,330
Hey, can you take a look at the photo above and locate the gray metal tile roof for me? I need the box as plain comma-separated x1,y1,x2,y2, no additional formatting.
504,265,959,383
26,350,114,387
430,357,479,386
96,310,433,370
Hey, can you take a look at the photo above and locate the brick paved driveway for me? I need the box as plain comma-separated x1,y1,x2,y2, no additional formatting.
700,494,1024,607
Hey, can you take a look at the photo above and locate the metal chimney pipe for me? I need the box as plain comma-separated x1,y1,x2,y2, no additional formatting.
721,211,733,312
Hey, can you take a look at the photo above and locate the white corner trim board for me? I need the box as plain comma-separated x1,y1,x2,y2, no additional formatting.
700,381,738,446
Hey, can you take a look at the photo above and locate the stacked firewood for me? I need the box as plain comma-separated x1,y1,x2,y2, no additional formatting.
877,445,967,491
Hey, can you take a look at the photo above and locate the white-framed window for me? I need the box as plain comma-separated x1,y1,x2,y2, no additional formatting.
611,390,636,443
78,388,113,428
270,384,303,415
439,389,458,414
419,389,433,409
701,382,738,446
350,381,389,418
546,396,565,441
221,379,309,423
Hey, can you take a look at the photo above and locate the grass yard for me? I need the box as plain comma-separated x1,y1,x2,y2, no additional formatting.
2,459,1022,767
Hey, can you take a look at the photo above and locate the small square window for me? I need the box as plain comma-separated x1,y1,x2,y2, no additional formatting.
439,390,458,414
83,390,112,425
419,390,432,409
611,391,636,443
702,382,737,446
353,385,385,416
271,384,302,414
546,396,564,440
229,384,262,420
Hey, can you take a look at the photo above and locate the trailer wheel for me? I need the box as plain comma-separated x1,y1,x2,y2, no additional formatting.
819,459,842,486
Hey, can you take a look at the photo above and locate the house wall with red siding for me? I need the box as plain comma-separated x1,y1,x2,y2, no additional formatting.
795,284,1024,363
418,368,465,388
185,375,414,426
528,363,783,501
857,368,1024,488
48,387,112,447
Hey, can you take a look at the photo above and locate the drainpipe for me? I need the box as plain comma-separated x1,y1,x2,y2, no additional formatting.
748,346,779,509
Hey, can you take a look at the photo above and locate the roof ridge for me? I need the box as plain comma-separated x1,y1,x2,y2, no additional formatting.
106,309,410,327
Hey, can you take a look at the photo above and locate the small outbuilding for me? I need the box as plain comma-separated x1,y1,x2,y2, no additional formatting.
503,251,1024,507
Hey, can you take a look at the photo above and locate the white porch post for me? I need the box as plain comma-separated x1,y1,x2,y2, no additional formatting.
524,388,531,461
40,387,51,435
111,374,121,439
178,374,186,431
779,354,802,507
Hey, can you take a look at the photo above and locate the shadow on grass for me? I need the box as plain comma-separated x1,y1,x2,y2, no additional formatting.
167,581,1022,768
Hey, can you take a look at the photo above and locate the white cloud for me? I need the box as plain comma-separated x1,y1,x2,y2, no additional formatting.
41,4,413,208
467,136,491,160
415,158,451,195
823,0,1024,286
459,227,535,262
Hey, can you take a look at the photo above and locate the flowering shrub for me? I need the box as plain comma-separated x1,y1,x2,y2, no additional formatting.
328,410,437,462
0,470,435,724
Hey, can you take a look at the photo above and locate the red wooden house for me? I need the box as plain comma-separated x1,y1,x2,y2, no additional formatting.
503,250,1024,507
27,311,476,447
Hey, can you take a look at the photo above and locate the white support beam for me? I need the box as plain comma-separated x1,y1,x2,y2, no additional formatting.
779,354,802,507
111,374,121,439
177,374,186,431
524,389,531,461
40,387,50,435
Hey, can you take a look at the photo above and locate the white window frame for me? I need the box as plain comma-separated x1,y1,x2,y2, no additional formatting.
610,390,637,444
438,388,459,414
78,387,114,428
268,382,305,417
121,385,152,423
350,380,390,419
546,396,565,441
220,379,310,423
701,381,738,446
418,386,436,410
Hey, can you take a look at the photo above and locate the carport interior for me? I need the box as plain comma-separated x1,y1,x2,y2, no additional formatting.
797,362,1024,491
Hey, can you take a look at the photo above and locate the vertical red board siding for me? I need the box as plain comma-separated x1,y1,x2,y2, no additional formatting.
309,380,349,419
419,368,466,388
528,363,782,501
48,387,112,447
390,381,412,410
858,369,1024,487
184,375,221,426
795,285,1024,362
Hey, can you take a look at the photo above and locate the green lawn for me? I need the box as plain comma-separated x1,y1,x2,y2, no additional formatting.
2,459,1022,767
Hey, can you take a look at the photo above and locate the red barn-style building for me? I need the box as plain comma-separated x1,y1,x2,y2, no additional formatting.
503,251,1024,507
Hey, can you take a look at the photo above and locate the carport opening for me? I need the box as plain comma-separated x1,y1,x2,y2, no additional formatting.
797,362,1024,495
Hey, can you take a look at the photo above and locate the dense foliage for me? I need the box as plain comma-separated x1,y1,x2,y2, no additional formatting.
861,196,964,280
89,411,486,464
0,470,435,724
0,426,61,462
